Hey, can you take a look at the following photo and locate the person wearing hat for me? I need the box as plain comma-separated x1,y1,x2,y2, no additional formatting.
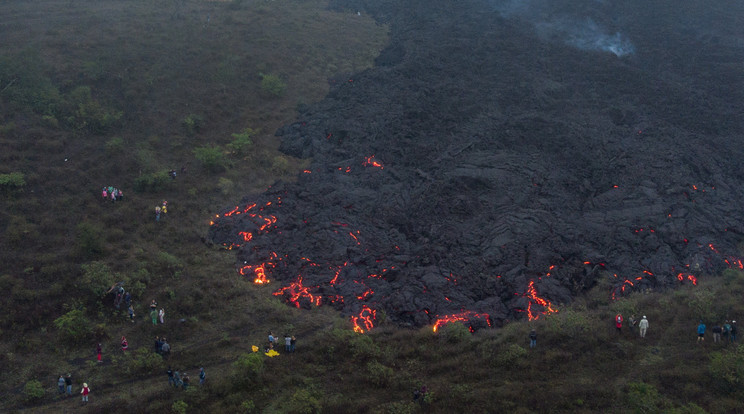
638,315,649,338
80,382,90,402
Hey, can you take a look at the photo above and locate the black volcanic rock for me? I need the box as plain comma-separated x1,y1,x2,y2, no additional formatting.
209,0,744,330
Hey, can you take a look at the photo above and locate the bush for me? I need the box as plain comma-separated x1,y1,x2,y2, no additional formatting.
80,261,116,298
105,137,124,156
0,172,26,192
232,352,264,385
172,400,188,414
259,73,286,97
227,128,256,157
625,382,668,413
53,308,93,344
366,361,394,387
495,344,527,367
437,322,471,344
75,222,105,259
709,345,744,392
133,170,171,193
64,86,122,134
286,388,322,414
182,114,203,135
127,347,165,375
23,380,45,402
193,145,226,173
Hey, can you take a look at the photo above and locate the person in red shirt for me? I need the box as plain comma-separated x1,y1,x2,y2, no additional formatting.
615,314,623,334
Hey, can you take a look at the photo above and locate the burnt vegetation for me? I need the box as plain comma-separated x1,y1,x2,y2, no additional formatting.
2,0,744,412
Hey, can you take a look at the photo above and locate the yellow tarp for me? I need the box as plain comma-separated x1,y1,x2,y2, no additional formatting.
264,349,280,357
252,345,259,353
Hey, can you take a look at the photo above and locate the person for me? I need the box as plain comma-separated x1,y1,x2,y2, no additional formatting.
58,375,66,394
155,336,163,353
615,314,623,335
121,336,129,351
639,316,649,338
697,321,706,342
80,382,90,403
732,321,738,343
161,339,171,359
128,304,136,323
419,386,428,406
413,388,421,403
268,332,276,345
150,308,158,325
285,334,292,352
199,367,206,385
182,372,190,390
161,201,168,215
529,329,537,348
96,343,102,362
102,187,107,200
159,308,165,324
124,291,132,308
65,373,72,396
290,336,296,353
155,206,162,222
169,169,177,179
174,370,182,388
723,321,731,342
628,315,637,333
712,324,722,343
167,367,175,387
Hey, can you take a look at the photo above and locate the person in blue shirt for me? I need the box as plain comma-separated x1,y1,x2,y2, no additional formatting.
697,321,706,342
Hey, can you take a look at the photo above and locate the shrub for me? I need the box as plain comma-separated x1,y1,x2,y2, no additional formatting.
437,322,471,344
127,347,165,375
64,86,122,133
172,400,188,414
193,145,226,173
75,222,105,259
105,137,124,156
495,343,528,367
23,380,45,402
218,177,234,196
182,114,203,135
241,400,257,413
227,128,256,157
286,388,322,414
53,308,93,344
709,345,744,392
133,170,170,193
232,352,264,385
0,172,26,192
0,51,61,114
80,261,116,297
155,252,184,276
366,361,394,387
625,382,669,413
259,73,286,97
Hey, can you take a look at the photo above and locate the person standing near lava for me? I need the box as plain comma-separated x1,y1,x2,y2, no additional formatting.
615,314,623,335
638,316,649,338
529,329,537,348
697,320,706,342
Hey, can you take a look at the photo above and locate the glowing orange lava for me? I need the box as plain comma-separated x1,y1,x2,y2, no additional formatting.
521,280,557,321
351,306,377,333
432,310,491,332
272,277,321,308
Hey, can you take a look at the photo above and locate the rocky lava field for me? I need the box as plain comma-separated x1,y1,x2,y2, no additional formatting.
209,0,744,332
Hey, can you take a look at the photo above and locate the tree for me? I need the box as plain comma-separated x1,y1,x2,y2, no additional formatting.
193,145,226,172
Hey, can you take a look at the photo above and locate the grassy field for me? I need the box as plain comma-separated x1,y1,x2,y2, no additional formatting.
2,0,744,413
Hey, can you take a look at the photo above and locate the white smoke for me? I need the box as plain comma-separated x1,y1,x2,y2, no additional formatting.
491,0,635,57
537,18,635,57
